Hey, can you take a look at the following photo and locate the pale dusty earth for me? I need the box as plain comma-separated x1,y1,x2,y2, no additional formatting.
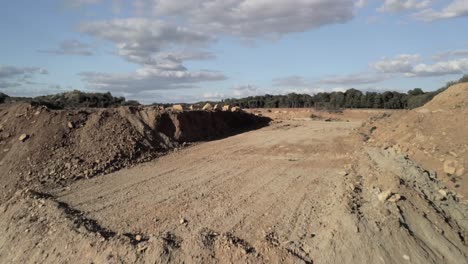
0,109,467,263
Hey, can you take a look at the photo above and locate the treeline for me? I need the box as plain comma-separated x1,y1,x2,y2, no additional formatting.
223,75,468,110
0,90,140,109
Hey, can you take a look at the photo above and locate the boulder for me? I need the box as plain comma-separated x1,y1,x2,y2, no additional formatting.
202,103,213,111
172,104,184,112
67,121,74,129
231,106,241,112
222,105,231,111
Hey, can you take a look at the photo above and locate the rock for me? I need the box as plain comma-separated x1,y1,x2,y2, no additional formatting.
231,106,241,112
189,104,201,110
455,167,465,177
67,122,74,129
443,160,458,175
213,104,222,111
378,190,392,202
135,235,142,241
180,218,187,225
438,189,448,198
18,134,29,142
172,104,184,112
388,194,401,203
222,105,231,111
202,103,213,111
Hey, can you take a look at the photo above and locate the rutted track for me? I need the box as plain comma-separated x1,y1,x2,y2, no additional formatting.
1,117,467,263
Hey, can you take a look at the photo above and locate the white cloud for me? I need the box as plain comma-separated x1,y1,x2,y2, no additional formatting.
372,54,420,73
141,0,354,38
79,18,225,95
80,19,212,66
371,53,468,77
415,0,468,21
407,58,468,77
37,39,94,56
378,0,431,13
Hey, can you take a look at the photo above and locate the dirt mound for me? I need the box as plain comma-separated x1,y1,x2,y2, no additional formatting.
0,103,270,202
423,83,468,111
360,83,468,197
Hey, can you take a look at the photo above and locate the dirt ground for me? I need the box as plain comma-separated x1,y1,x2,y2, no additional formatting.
1,105,466,263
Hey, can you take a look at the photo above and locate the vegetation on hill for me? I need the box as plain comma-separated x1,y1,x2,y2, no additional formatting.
221,75,468,110
0,90,140,109
0,92,8,104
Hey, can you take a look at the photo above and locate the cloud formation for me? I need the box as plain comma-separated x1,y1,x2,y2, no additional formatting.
37,39,94,56
378,0,431,13
372,54,468,77
142,0,355,38
415,0,468,21
372,54,420,73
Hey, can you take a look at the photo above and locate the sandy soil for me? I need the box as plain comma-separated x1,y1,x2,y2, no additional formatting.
1,113,466,263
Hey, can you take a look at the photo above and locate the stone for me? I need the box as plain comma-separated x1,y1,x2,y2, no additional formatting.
222,105,231,111
189,104,201,110
438,189,448,198
18,134,29,142
378,190,392,202
202,103,213,111
388,194,401,203
231,106,241,112
172,104,184,112
443,160,458,175
180,218,187,225
213,104,222,111
135,235,142,241
67,122,74,129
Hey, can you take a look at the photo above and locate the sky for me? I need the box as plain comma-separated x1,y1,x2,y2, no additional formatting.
0,0,467,103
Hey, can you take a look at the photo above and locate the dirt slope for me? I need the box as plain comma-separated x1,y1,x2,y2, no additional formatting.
0,103,269,203
1,117,466,263
360,83,468,197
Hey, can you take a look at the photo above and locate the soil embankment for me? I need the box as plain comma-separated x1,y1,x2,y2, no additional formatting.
0,103,270,202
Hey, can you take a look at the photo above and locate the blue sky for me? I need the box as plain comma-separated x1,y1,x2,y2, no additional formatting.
1,0,467,103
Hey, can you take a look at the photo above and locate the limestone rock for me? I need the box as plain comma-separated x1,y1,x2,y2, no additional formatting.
213,104,222,111
202,103,213,111
378,190,392,202
443,159,458,175
172,104,184,112
231,106,241,112
18,134,29,142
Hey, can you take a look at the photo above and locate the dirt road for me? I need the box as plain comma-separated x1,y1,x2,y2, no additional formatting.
1,116,467,263
53,119,357,263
